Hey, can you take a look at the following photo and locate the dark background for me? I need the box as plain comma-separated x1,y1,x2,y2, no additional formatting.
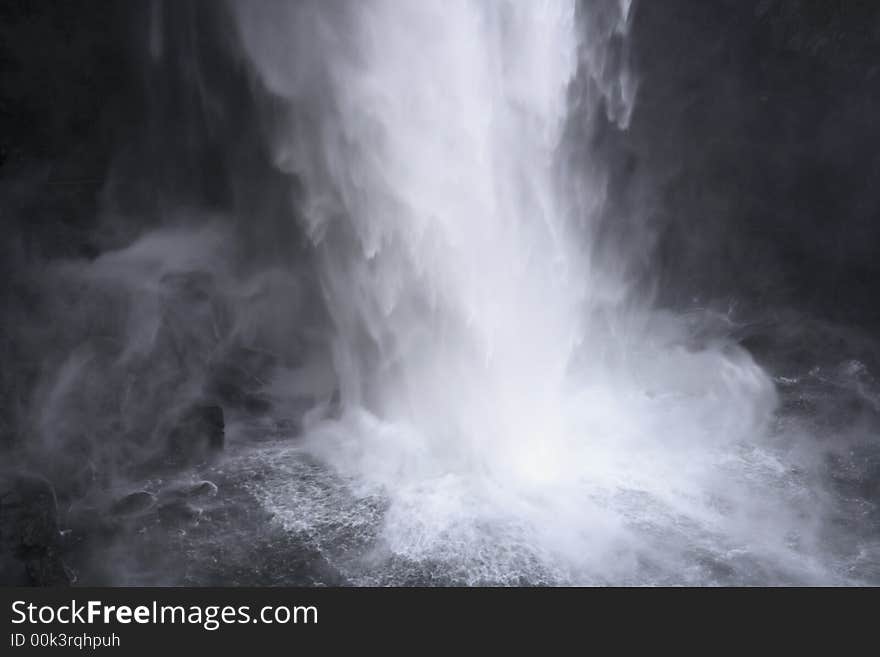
1,0,879,584
629,0,880,327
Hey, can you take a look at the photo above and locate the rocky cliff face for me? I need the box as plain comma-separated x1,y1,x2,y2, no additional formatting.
623,0,880,324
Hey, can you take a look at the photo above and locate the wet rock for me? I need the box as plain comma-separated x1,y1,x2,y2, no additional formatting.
187,480,218,499
207,346,277,414
272,417,303,437
739,332,776,363
165,403,225,467
163,479,219,502
192,404,225,450
64,501,124,543
0,474,70,585
157,500,201,526
109,491,156,517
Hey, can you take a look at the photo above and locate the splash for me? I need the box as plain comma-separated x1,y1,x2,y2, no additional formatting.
234,0,835,584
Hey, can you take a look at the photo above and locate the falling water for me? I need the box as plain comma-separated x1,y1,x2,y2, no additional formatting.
230,0,839,584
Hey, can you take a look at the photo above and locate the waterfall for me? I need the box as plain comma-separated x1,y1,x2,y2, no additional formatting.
233,1,830,584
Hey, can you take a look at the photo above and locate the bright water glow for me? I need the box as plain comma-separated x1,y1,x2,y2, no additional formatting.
233,0,836,584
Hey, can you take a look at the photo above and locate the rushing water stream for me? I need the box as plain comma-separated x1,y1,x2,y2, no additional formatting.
215,1,870,584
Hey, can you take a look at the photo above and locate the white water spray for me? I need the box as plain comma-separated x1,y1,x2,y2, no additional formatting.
234,0,835,584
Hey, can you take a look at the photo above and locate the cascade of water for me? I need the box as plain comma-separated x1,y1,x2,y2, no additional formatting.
234,1,830,584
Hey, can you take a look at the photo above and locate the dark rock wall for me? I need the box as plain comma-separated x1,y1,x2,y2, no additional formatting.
622,0,880,324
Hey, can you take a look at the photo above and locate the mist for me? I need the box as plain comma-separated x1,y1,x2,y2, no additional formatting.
1,0,878,586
